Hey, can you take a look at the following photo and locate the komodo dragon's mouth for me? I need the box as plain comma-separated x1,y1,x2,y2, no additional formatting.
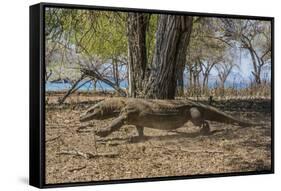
80,110,100,122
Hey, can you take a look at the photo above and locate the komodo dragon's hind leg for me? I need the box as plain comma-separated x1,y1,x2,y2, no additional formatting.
200,121,210,135
190,107,210,135
136,125,144,137
129,125,146,142
95,115,127,137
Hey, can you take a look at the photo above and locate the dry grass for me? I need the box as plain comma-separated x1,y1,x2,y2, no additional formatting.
186,83,271,98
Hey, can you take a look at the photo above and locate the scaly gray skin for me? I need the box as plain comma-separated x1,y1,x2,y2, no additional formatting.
80,98,262,137
80,98,126,122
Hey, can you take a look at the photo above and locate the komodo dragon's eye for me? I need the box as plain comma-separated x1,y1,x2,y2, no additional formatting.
89,107,102,118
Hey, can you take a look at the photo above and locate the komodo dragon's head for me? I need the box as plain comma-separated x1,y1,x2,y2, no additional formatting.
80,98,126,122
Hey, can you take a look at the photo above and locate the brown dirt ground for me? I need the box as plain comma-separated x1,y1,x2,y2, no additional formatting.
45,93,272,184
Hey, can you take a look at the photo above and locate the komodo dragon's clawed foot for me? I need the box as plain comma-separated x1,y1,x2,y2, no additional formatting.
129,135,148,143
128,126,146,142
200,121,210,135
95,128,112,137
95,115,126,137
136,125,144,137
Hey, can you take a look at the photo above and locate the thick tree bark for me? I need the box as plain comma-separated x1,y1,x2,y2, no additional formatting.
127,13,148,97
145,15,193,99
177,67,185,96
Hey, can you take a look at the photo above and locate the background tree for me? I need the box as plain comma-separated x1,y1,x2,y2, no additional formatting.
214,48,238,95
127,13,149,97
220,19,271,84
145,15,193,99
45,8,272,100
45,9,128,103
186,18,226,96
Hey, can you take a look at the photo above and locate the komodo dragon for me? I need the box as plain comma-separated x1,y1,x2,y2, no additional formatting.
80,98,261,137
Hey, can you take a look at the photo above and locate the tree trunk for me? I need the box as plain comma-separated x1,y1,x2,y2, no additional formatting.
193,73,197,89
145,15,193,99
188,64,193,93
202,63,216,94
202,74,208,93
177,66,185,96
196,74,201,95
127,13,148,97
248,48,261,84
112,58,119,87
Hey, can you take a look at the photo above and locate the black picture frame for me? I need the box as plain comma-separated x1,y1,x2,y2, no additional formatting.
30,2,274,188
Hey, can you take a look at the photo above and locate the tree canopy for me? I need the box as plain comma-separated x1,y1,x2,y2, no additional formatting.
45,8,272,102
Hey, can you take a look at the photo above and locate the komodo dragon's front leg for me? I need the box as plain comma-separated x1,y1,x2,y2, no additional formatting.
96,115,145,139
95,115,127,137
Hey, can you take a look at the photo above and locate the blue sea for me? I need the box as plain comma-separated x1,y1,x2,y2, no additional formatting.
45,80,250,92
46,81,128,91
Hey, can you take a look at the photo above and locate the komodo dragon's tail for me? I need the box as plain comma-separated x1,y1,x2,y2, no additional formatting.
195,103,263,127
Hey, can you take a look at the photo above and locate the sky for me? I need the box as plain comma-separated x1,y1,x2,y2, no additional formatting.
208,49,271,85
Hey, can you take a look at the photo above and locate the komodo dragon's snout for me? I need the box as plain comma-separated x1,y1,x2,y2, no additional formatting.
80,98,126,122
80,105,101,122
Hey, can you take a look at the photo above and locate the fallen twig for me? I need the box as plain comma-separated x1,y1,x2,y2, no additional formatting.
68,165,87,172
152,145,224,154
46,135,61,143
76,126,93,133
57,149,119,159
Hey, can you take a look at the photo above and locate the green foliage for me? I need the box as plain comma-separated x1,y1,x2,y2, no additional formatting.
45,8,128,81
46,8,128,60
